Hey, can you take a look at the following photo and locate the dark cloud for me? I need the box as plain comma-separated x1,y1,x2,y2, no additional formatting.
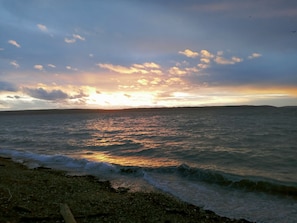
124,94,131,98
6,95,21,99
23,87,69,101
69,90,89,99
1,0,296,71
0,81,17,92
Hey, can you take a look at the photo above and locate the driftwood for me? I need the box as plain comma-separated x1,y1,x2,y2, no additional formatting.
60,203,77,223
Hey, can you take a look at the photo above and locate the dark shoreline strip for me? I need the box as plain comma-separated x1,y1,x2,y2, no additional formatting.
0,105,289,115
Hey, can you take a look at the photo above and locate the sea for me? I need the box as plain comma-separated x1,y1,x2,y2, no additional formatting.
0,106,296,223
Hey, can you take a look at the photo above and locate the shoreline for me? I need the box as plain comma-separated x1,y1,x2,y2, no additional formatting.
0,157,252,223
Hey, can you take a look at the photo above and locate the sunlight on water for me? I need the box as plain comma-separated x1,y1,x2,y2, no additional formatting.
75,151,180,168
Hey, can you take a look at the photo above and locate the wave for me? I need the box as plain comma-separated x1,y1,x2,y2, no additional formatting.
1,148,296,200
175,164,297,199
0,148,118,177
113,163,297,200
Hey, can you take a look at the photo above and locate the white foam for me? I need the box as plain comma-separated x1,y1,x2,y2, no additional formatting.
0,148,117,178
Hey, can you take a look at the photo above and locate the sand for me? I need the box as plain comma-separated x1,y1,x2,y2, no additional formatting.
0,157,252,223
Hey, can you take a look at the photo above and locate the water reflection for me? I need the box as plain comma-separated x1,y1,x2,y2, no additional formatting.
76,151,179,168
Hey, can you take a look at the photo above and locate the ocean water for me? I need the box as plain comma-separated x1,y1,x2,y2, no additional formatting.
0,106,296,223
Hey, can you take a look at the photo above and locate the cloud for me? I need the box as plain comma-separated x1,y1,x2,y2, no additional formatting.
34,64,44,71
150,69,163,74
72,34,85,41
197,64,208,69
66,66,78,71
124,94,131,98
98,62,161,74
0,81,17,92
37,24,48,32
231,57,242,63
64,38,76,44
200,50,214,58
196,52,213,69
168,66,187,76
217,51,224,56
150,77,161,85
185,67,199,73
137,79,149,85
179,49,199,58
10,60,20,68
23,87,69,100
8,40,21,48
248,53,262,59
214,56,243,65
69,90,89,99
6,95,21,99
143,62,160,69
98,63,146,74
64,34,86,43
48,64,56,68
165,77,183,85
200,58,210,64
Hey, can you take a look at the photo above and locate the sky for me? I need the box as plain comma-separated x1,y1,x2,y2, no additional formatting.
1,0,297,110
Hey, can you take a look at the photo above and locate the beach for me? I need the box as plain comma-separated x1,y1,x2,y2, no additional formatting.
0,157,251,223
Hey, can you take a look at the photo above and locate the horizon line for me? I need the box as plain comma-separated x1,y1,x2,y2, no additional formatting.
1,105,296,115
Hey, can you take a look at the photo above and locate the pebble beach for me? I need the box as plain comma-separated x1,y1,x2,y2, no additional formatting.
0,157,252,223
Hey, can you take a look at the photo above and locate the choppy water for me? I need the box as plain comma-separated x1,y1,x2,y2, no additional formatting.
0,106,296,223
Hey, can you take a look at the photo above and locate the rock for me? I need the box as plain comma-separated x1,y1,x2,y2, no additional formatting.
116,187,130,193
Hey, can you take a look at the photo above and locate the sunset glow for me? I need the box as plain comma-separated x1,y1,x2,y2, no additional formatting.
1,1,297,110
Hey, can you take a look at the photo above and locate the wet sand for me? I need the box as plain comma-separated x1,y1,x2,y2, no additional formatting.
0,157,252,223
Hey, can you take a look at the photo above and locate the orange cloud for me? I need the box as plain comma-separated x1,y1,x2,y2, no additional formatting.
168,66,187,76
214,56,243,65
179,49,199,58
98,62,162,75
143,62,160,68
200,58,210,64
200,50,214,58
98,63,147,74
137,79,149,86
34,64,44,71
